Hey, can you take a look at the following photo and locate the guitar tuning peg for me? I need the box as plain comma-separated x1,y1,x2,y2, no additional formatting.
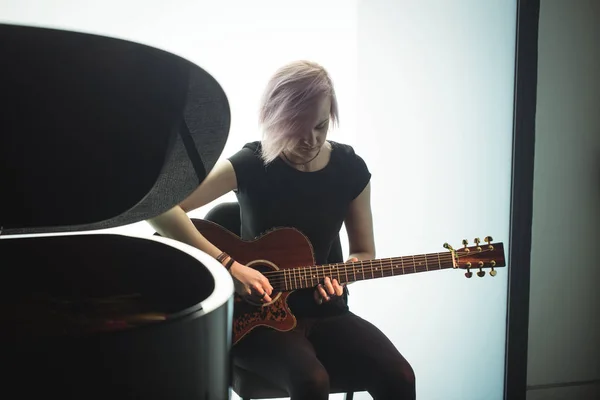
474,238,480,245
465,263,472,278
485,236,493,244
490,260,497,276
477,261,485,277
462,239,468,249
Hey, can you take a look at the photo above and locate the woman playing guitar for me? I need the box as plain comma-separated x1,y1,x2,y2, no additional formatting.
148,60,416,400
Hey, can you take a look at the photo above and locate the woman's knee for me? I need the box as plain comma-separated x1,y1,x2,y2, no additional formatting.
289,366,330,399
393,363,416,399
371,359,416,400
399,360,416,386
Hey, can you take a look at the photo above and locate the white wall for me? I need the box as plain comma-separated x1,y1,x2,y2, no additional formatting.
353,1,516,399
527,1,600,399
1,1,518,399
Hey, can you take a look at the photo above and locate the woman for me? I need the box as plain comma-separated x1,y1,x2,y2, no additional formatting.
148,60,416,400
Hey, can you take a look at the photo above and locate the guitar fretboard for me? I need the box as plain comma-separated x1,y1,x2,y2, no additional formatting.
264,251,457,291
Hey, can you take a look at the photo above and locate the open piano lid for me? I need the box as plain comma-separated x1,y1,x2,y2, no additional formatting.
0,23,230,235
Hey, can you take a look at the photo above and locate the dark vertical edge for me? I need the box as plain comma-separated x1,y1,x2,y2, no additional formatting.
504,0,540,399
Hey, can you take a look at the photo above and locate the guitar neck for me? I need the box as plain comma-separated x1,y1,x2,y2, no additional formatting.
270,251,457,292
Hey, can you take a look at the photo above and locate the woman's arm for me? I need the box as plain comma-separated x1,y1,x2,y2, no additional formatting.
316,182,375,302
148,159,236,257
147,159,273,300
344,182,376,261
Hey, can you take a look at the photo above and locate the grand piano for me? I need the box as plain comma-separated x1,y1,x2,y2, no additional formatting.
0,23,234,400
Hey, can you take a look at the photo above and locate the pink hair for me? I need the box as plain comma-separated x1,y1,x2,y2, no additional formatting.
259,60,339,164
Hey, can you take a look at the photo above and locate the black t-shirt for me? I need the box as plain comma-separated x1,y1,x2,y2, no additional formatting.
228,140,371,317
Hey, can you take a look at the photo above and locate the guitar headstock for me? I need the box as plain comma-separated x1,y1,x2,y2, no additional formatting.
443,236,506,278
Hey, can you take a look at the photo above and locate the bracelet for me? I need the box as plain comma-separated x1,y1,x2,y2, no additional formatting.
224,257,235,270
216,252,229,263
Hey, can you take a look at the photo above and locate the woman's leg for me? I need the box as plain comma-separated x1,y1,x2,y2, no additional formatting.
308,312,416,400
231,322,330,400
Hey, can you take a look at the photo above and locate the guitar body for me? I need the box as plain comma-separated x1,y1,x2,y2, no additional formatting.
191,219,315,345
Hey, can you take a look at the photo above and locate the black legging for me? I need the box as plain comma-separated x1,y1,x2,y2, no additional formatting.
232,311,416,400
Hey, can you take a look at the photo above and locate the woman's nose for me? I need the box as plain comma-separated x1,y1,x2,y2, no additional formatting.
304,132,318,146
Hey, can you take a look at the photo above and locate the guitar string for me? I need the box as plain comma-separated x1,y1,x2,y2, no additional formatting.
263,255,457,288
260,252,497,289
259,247,493,279
261,253,456,277
266,266,445,290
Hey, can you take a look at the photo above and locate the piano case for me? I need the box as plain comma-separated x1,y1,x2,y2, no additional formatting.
0,23,234,400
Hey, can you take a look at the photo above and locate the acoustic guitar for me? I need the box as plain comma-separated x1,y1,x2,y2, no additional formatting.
191,219,506,345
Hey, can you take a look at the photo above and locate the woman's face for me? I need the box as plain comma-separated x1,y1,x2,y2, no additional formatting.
287,95,331,160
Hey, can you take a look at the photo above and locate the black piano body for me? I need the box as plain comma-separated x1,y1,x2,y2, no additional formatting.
0,23,234,400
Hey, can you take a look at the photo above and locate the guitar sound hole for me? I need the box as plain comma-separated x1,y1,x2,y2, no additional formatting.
251,263,275,275
248,262,282,299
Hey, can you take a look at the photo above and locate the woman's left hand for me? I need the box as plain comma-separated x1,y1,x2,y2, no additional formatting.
313,257,358,305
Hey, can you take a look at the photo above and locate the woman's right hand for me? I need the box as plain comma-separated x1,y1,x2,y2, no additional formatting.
229,261,273,303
